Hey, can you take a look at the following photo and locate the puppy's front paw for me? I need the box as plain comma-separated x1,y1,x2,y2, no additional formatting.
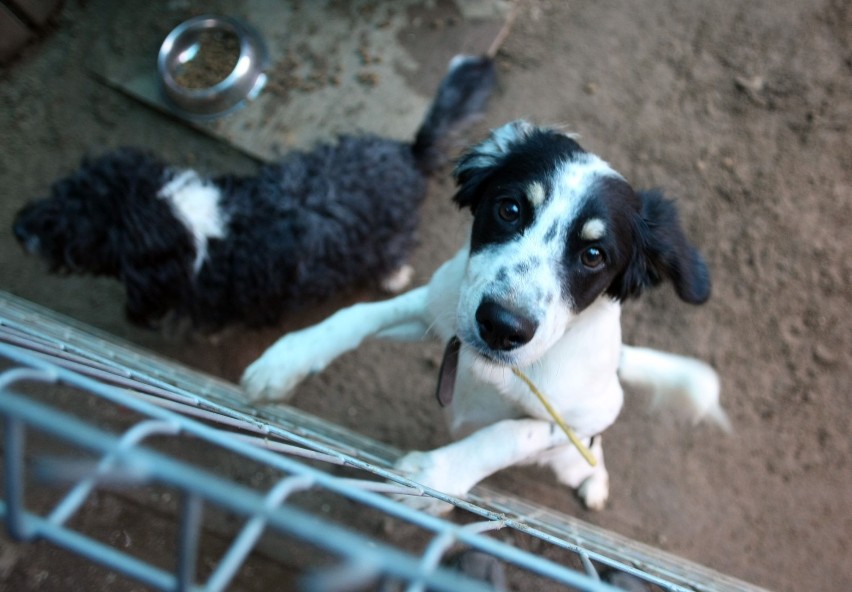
577,470,609,511
240,336,320,402
240,357,299,404
391,451,463,515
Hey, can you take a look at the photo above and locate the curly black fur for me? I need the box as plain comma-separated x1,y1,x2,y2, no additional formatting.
13,56,496,329
196,136,428,327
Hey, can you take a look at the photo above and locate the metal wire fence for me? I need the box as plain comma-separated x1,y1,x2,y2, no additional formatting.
0,291,771,591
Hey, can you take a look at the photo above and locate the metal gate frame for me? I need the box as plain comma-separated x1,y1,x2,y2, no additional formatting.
0,291,771,592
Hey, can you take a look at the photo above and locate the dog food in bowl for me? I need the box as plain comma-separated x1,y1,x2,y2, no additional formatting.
158,15,268,118
172,29,241,90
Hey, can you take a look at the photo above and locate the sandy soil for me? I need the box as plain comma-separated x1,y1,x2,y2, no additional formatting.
1,1,850,591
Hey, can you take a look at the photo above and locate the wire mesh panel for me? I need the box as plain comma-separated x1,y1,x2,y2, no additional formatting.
0,292,771,591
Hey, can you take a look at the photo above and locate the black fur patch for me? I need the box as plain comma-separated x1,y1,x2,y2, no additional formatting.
543,220,559,244
618,188,711,304
563,177,711,309
456,129,587,253
562,176,640,311
454,125,711,314
195,136,428,327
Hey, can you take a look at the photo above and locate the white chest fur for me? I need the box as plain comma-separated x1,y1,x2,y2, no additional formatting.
158,170,227,273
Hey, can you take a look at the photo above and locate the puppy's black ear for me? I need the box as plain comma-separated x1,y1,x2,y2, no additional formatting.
452,120,535,212
617,190,711,304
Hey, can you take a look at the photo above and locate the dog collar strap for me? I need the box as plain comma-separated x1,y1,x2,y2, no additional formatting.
511,367,597,467
436,336,461,407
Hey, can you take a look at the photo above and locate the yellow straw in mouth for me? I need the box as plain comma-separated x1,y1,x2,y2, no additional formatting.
512,367,597,467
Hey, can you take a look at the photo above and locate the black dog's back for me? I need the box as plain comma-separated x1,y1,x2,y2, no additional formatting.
189,57,496,328
195,136,426,327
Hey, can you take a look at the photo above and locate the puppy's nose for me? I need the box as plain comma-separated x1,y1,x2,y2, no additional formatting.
475,299,537,351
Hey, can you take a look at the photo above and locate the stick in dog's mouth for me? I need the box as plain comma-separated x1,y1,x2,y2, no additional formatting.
436,336,597,467
511,367,597,467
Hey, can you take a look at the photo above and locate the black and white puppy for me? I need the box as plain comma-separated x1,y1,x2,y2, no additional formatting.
241,120,729,513
12,56,496,329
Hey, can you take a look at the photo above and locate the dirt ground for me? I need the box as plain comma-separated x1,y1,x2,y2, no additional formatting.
1,1,850,591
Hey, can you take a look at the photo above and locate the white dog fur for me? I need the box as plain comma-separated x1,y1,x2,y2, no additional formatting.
242,120,729,514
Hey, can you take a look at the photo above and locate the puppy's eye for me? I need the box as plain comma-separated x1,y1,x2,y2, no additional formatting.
581,246,605,269
496,198,521,223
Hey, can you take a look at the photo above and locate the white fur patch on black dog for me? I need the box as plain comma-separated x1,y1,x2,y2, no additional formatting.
157,169,227,273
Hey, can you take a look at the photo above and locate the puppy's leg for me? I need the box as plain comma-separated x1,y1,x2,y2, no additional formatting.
393,418,566,514
619,345,731,431
534,436,610,510
241,287,430,402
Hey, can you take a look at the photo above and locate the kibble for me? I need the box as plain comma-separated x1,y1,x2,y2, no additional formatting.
174,30,241,89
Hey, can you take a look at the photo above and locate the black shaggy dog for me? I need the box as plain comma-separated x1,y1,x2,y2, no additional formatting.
13,56,496,329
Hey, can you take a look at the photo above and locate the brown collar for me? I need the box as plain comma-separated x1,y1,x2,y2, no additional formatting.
435,336,461,407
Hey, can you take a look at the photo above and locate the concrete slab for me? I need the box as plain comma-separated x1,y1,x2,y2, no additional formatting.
88,0,507,162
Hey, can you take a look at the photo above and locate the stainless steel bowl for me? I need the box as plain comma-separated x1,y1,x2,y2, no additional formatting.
157,15,268,118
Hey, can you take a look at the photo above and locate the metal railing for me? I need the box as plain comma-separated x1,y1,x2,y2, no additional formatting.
0,291,772,592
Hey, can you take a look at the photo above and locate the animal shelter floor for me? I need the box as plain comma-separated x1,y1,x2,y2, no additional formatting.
1,1,850,591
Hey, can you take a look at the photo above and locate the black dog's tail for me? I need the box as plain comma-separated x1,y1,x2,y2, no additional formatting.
410,5,518,172
411,54,497,173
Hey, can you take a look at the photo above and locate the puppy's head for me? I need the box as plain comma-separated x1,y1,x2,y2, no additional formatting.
452,120,710,366
12,148,197,325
